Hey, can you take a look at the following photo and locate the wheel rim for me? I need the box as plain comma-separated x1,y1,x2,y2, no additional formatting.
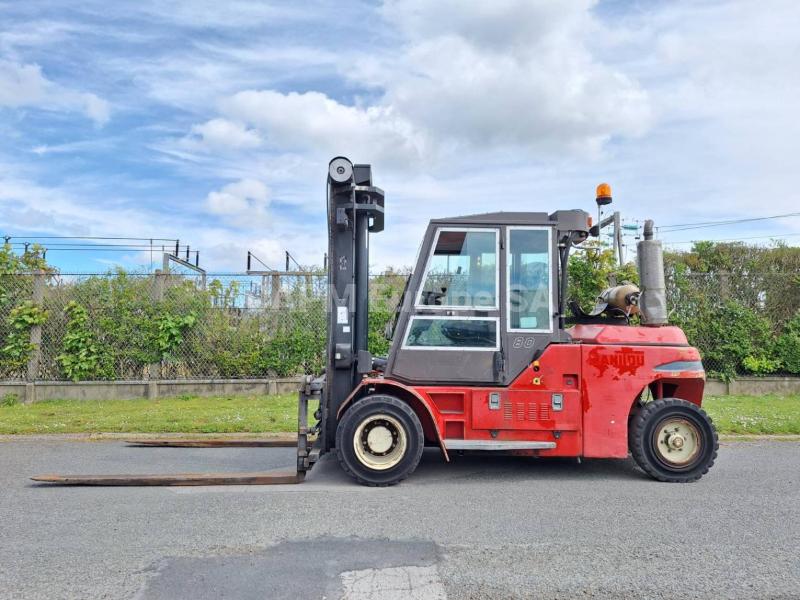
353,414,407,471
652,417,702,469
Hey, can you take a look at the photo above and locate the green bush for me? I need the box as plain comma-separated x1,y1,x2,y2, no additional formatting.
1,393,20,407
676,301,774,379
368,269,410,357
568,242,639,312
776,311,800,374
0,301,48,377
48,272,210,378
257,325,326,377
742,355,781,376
57,302,113,381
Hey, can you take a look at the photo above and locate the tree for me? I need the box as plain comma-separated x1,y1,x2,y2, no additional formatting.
567,241,639,312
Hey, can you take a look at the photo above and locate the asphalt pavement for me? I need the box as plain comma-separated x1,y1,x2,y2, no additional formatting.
1,438,798,599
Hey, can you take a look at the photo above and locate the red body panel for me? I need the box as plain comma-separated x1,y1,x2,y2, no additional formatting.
344,325,705,459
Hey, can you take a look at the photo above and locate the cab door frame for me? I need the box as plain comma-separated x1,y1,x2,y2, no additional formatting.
386,224,503,385
501,224,560,383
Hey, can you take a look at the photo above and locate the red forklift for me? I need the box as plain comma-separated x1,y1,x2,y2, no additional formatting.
34,157,717,487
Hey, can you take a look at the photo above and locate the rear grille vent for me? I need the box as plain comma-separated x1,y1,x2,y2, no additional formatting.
502,400,552,422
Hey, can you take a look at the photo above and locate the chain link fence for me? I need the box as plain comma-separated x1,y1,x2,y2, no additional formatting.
665,271,800,376
0,271,408,382
0,273,36,380
1,269,798,381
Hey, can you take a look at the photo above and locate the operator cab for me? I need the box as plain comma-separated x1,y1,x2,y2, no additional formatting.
385,210,591,386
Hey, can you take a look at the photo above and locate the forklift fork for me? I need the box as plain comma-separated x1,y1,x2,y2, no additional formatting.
30,377,323,487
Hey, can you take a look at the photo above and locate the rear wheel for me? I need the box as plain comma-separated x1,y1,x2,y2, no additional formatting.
629,398,718,482
336,395,424,486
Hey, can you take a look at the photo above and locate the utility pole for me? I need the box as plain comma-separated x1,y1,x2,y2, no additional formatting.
613,211,623,266
594,184,623,266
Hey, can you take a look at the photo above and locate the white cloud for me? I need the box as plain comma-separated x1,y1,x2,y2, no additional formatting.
118,1,316,29
191,118,262,150
0,58,111,126
202,237,286,271
220,90,427,165
380,0,650,154
30,138,116,156
83,93,111,126
194,0,650,170
384,0,593,51
205,178,271,226
0,160,320,272
0,169,148,238
0,60,48,106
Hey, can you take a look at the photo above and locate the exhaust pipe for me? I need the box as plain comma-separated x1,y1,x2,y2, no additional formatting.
636,220,668,325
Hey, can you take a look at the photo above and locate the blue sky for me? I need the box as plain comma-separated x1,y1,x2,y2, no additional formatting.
1,0,799,272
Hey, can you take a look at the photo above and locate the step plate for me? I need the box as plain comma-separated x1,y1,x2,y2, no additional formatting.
444,439,556,451
30,470,304,486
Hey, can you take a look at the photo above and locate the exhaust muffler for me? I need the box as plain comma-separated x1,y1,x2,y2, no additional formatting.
636,219,668,325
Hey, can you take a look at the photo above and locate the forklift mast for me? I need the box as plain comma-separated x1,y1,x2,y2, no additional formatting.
322,157,385,451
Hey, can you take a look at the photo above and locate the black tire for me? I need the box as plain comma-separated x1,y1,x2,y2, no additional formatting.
627,399,643,455
629,398,718,482
336,395,424,487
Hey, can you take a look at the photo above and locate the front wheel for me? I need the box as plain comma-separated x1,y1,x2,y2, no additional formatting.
629,398,718,482
336,395,424,486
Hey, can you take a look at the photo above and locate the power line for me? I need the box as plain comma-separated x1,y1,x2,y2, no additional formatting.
2,235,178,242
6,248,198,253
247,251,275,272
662,233,800,245
6,242,191,249
4,237,199,271
658,212,800,232
286,251,302,271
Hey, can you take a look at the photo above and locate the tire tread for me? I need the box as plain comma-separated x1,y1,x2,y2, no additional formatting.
336,395,424,487
629,397,719,483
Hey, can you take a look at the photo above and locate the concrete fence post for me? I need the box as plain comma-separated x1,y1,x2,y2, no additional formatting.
147,270,166,385
270,274,281,309
719,272,730,300
26,271,45,384
22,272,46,404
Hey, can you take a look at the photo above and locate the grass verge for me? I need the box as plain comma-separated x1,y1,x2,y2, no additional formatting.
702,394,800,435
0,394,310,435
0,394,798,436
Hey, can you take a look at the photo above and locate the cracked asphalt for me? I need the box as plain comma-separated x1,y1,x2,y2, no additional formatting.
1,438,798,599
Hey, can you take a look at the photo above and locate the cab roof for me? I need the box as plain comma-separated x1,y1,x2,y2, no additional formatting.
431,211,554,226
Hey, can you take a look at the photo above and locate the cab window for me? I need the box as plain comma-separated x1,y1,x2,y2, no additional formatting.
417,229,498,308
403,317,498,350
507,227,552,331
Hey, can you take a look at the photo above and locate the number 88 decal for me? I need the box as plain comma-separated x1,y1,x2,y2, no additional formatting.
512,336,535,349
